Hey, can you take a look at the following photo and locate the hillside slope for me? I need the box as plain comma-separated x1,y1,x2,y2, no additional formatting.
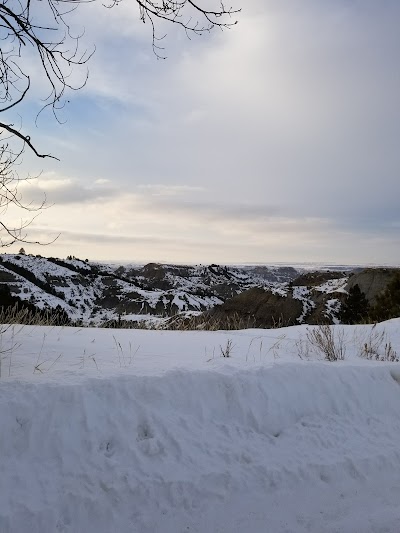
4,254,395,327
0,254,303,325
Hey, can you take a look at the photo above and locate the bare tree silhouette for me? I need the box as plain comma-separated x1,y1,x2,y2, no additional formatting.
0,0,240,245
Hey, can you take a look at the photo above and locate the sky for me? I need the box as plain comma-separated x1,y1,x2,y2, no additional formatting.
3,0,400,265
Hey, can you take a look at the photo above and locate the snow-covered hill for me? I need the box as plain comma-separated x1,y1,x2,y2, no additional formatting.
0,253,351,326
1,320,400,532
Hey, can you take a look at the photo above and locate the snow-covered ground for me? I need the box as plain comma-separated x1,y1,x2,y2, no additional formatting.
1,320,400,532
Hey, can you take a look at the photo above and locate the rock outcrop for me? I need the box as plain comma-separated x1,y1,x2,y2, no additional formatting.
345,268,400,304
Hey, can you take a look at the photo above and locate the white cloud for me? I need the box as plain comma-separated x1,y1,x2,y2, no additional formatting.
137,184,205,196
10,0,400,265
18,172,119,206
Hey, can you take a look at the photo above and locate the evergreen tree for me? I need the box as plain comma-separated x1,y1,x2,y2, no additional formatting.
339,284,369,324
370,273,400,322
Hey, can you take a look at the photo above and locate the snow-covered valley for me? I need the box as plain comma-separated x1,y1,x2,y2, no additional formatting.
0,253,354,327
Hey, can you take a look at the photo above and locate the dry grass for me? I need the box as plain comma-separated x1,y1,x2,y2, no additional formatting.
306,325,346,362
159,311,292,331
356,325,399,362
162,312,259,331
0,303,70,326
220,339,234,358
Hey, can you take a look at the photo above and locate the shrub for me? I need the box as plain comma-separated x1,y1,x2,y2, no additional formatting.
306,325,346,361
356,325,399,362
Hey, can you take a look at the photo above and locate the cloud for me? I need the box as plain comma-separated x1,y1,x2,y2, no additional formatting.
22,211,400,265
12,0,400,265
137,184,205,196
19,172,120,206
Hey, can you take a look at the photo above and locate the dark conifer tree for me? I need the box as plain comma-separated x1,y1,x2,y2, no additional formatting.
339,284,369,324
370,273,400,322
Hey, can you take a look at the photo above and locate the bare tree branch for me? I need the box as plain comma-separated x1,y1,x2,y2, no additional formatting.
0,0,240,245
0,121,60,159
0,144,59,246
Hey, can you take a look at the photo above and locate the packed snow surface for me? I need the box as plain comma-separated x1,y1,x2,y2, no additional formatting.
1,320,400,532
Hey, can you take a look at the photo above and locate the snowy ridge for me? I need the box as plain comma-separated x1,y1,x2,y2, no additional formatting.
315,277,348,294
0,254,305,324
1,320,400,532
0,253,354,326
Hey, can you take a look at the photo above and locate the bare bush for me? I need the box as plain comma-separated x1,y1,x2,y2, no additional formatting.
306,325,346,362
295,337,311,361
357,326,399,362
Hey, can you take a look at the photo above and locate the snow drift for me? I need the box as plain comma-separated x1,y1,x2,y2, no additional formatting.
1,322,400,532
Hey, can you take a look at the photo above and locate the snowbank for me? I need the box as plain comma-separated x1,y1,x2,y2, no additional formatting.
1,322,400,532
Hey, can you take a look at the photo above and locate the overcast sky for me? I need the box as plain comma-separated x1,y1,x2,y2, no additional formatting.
8,0,400,265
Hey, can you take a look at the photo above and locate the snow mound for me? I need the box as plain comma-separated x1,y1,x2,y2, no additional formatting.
1,323,400,532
